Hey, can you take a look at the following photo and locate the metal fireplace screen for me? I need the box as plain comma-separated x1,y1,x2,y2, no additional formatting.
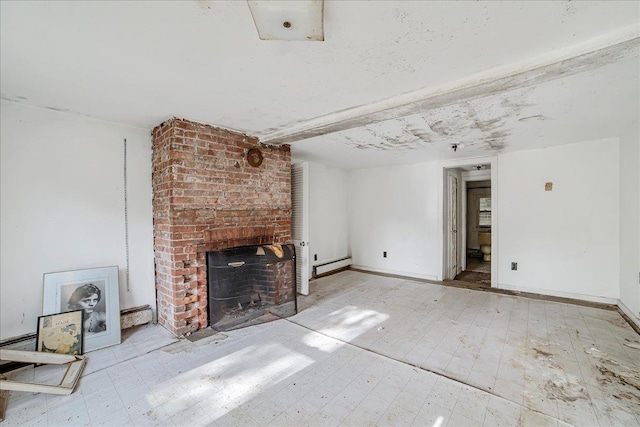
207,244,296,331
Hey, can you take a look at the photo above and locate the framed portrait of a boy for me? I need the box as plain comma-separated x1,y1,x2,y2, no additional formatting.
43,266,121,352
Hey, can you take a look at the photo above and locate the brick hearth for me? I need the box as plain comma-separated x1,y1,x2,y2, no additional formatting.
151,118,291,336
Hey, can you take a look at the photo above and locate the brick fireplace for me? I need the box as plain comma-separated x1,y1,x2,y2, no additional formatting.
151,118,292,336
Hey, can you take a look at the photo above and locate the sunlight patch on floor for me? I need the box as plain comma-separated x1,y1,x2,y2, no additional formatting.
318,305,389,341
301,330,346,353
148,341,315,421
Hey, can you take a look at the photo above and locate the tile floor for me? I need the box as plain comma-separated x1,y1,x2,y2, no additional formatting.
465,257,491,274
453,257,491,287
3,270,640,426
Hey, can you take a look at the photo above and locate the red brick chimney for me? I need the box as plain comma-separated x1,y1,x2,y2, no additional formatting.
152,118,291,336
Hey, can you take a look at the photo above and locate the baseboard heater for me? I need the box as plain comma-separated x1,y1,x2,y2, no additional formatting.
0,305,154,357
313,257,352,277
120,304,154,329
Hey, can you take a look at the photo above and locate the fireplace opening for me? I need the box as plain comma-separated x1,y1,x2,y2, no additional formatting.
207,243,296,331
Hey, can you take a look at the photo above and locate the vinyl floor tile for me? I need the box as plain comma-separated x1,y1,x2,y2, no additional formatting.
3,271,639,426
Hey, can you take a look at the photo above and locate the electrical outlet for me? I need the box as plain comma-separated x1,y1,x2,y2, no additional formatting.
314,254,318,261
383,251,387,258
511,262,518,271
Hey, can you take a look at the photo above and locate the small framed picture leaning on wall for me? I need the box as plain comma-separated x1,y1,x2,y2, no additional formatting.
42,266,121,352
36,310,84,355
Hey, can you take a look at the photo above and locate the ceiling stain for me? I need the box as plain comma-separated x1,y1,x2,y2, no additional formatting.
519,114,545,122
1,93,27,103
45,106,71,113
341,89,544,152
344,124,428,151
474,117,504,130
393,8,409,23
430,121,451,136
262,36,638,145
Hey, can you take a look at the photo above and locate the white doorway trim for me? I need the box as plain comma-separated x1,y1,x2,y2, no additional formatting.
291,162,310,295
439,156,498,288
461,169,492,272
444,169,462,279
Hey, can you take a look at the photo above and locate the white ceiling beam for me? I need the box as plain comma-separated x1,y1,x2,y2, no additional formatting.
259,25,640,145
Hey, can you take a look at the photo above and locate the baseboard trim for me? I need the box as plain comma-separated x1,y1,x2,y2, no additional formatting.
351,268,622,312
497,283,618,306
617,300,640,334
351,265,439,282
1,305,156,350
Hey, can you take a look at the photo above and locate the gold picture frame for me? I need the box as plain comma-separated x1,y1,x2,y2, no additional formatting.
36,310,84,355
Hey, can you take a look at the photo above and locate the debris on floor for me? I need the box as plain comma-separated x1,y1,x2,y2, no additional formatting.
623,339,640,350
544,373,589,402
586,347,640,402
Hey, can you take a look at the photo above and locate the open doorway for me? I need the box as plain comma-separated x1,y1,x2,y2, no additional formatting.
455,172,491,286
443,163,494,288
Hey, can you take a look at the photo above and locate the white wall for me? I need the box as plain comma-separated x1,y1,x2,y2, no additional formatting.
497,139,619,302
0,101,156,340
619,120,640,319
348,163,442,280
347,138,621,303
308,162,349,275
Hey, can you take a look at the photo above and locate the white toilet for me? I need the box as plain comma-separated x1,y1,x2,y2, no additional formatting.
478,232,491,262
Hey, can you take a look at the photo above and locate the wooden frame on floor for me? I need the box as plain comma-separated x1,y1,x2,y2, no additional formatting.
0,349,87,420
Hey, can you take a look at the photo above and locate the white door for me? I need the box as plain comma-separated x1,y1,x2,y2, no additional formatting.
291,162,310,295
447,173,459,279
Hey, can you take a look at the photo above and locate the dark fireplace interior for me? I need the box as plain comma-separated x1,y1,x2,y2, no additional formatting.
207,243,297,331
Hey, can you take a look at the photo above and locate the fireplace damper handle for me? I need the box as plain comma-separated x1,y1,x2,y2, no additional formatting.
227,261,246,268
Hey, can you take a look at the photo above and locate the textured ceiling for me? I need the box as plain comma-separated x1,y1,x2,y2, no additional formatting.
291,56,639,169
1,1,638,169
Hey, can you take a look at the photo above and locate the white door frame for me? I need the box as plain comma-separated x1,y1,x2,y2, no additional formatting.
461,169,492,272
291,162,310,295
440,156,498,288
444,169,462,279
461,179,468,272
